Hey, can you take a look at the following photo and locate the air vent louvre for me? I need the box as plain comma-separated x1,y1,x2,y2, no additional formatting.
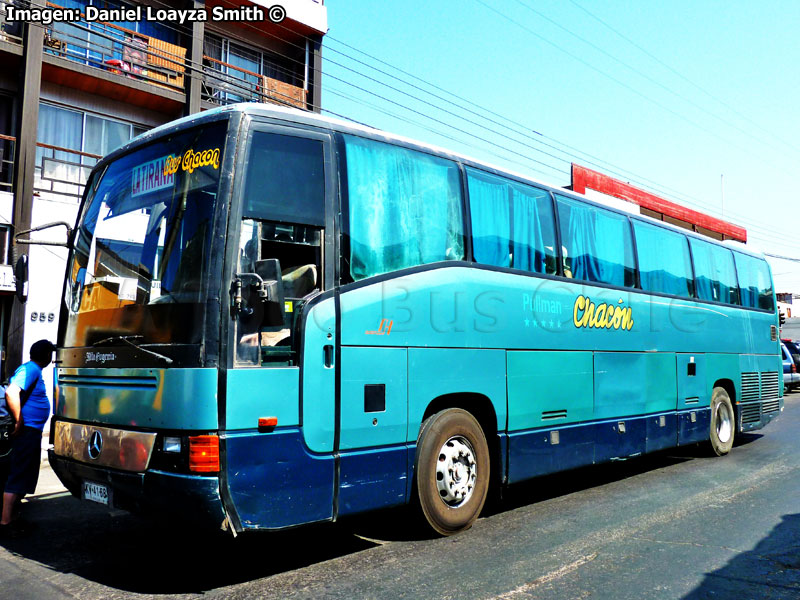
760,371,780,401
741,372,759,402
740,403,760,424
542,410,567,421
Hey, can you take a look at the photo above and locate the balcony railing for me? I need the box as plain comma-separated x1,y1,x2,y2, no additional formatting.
202,55,307,110
0,0,23,47
43,2,187,93
34,142,102,201
0,135,14,194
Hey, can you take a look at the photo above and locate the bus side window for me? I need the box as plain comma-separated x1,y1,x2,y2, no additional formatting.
343,135,465,282
561,246,572,278
234,219,322,366
555,195,636,288
466,168,557,275
634,221,693,298
690,238,739,305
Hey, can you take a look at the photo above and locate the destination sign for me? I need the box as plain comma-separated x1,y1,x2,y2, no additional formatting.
131,156,175,197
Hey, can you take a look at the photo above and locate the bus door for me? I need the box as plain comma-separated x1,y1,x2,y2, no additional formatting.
225,125,337,530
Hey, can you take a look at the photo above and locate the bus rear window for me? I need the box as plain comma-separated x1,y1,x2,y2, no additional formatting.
734,252,774,310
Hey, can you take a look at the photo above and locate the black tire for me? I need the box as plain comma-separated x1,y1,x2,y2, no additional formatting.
414,409,490,535
709,387,735,456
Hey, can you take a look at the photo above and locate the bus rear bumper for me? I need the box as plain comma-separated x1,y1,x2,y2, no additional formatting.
48,449,226,528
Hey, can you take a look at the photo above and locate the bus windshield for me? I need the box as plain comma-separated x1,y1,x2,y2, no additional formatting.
63,121,228,348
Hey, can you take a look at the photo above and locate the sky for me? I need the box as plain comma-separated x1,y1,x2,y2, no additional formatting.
322,0,800,294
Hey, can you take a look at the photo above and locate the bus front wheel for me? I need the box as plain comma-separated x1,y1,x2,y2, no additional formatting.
709,387,735,456
415,408,490,536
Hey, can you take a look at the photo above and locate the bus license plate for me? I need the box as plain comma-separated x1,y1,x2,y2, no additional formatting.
82,481,109,505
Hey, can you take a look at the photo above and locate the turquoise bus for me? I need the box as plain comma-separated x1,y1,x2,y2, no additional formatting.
48,104,781,535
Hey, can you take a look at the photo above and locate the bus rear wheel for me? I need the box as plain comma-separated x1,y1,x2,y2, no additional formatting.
415,408,490,536
709,386,735,456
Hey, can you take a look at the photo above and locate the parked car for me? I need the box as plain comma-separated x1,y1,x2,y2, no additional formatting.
783,339,800,370
782,341,799,393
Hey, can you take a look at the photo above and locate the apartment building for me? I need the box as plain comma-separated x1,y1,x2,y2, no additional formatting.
0,0,327,383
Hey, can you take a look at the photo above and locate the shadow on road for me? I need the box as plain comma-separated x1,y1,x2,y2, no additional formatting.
0,493,381,595
683,512,800,599
494,447,695,514
734,432,764,448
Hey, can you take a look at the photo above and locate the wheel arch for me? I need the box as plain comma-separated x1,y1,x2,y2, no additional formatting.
417,392,503,489
713,378,737,426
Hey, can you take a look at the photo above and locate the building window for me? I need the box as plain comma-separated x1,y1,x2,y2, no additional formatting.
35,103,147,193
203,33,303,105
51,0,178,67
0,225,9,265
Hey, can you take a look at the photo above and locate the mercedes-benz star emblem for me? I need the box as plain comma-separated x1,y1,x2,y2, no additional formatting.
87,430,103,460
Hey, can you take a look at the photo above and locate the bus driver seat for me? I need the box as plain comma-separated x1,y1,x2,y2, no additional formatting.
281,264,318,298
255,264,318,349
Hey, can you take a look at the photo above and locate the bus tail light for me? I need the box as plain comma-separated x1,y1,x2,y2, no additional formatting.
189,435,220,473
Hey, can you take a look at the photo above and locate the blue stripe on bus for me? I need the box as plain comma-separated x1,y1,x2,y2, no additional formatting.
507,410,707,483
338,445,408,516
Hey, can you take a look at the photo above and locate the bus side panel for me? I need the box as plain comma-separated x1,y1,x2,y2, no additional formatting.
338,446,408,516
594,352,677,418
225,368,300,429
506,350,593,430
507,422,595,482
756,353,782,376
677,407,710,446
676,351,738,445
338,346,409,516
339,347,408,450
677,353,707,409
706,353,741,400
302,298,337,453
225,429,334,530
672,353,707,448
406,348,507,441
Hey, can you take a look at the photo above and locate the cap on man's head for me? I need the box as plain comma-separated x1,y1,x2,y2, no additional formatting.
30,339,56,364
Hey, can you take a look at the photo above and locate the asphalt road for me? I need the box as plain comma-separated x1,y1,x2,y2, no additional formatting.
3,394,800,600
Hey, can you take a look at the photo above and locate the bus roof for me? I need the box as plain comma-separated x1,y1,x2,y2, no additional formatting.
107,103,767,262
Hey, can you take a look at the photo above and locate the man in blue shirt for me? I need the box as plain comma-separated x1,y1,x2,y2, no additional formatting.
0,339,55,533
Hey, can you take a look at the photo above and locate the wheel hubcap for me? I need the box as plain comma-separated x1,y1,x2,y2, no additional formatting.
715,402,732,444
436,436,477,508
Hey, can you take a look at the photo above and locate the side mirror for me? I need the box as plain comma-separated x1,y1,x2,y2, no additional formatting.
14,255,28,303
255,258,285,326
